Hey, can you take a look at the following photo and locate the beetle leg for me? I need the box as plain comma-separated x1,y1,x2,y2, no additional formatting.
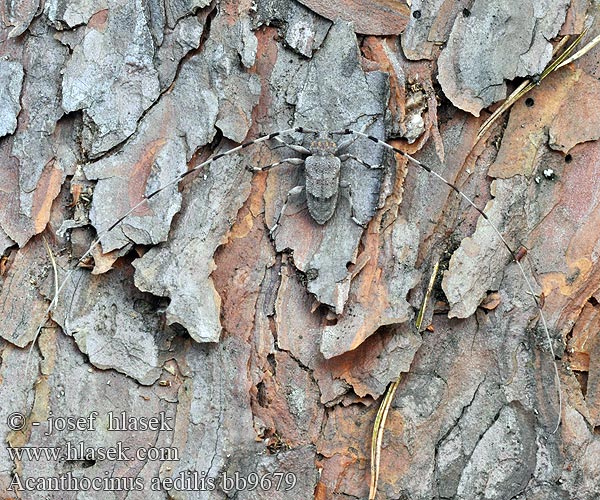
339,153,382,169
339,181,367,228
246,157,305,172
270,185,305,237
271,135,311,155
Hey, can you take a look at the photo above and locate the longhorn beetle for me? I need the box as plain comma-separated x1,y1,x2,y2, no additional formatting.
28,124,562,432
245,124,382,231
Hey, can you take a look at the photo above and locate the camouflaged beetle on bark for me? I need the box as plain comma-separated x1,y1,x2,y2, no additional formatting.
29,126,562,433
246,127,382,230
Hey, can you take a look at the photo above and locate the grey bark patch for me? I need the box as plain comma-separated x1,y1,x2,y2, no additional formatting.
283,1,330,57
85,136,189,252
345,324,423,399
437,0,569,116
302,192,365,313
84,13,259,341
0,23,70,248
210,16,261,141
234,445,319,499
434,377,512,498
270,20,389,312
456,403,537,499
50,266,176,385
442,177,527,319
0,343,40,474
275,262,420,402
294,0,409,36
154,15,204,89
319,219,420,359
379,308,560,499
166,338,258,497
255,0,331,57
44,0,108,28
61,0,161,156
0,227,15,255
167,338,318,499
164,0,211,28
12,25,68,198
401,0,471,61
84,51,220,253
0,238,54,347
0,61,24,138
19,332,178,492
234,13,259,70
132,154,251,343
3,0,38,37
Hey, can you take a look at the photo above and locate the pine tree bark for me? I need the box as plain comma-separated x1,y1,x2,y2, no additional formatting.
1,1,599,499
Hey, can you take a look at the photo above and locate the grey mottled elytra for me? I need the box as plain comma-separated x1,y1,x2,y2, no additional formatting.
246,126,382,230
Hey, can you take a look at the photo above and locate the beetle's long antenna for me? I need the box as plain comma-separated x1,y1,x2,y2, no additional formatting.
27,126,563,434
26,127,315,376
332,128,562,433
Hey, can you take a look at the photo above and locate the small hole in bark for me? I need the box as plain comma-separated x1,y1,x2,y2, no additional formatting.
65,458,96,469
525,97,535,107
170,322,190,338
324,316,338,326
256,382,268,407
462,8,471,17
412,10,422,19
573,370,588,397
305,268,318,281
267,354,276,373
565,154,573,163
